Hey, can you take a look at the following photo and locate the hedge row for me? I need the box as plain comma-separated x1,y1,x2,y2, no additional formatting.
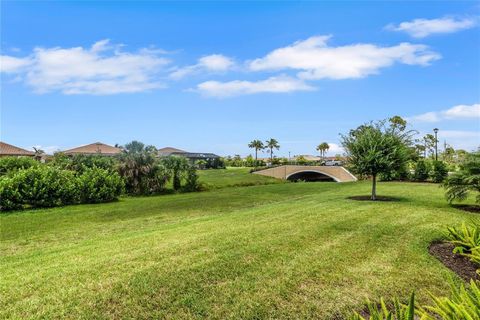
0,166,124,211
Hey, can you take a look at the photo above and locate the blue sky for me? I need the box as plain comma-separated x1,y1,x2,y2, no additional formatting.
1,1,479,156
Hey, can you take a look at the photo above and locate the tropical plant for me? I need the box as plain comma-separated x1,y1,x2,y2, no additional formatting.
316,142,330,159
117,151,168,195
33,147,45,161
248,140,264,161
161,155,190,191
350,280,480,320
443,152,480,204
183,164,200,192
265,138,280,163
430,160,448,183
422,280,480,319
445,222,480,273
341,117,414,200
349,293,416,320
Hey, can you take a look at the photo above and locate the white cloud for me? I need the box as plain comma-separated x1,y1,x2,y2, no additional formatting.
170,54,234,80
196,75,314,98
248,35,440,80
1,39,170,95
409,103,480,123
0,55,32,73
325,143,344,156
387,16,477,38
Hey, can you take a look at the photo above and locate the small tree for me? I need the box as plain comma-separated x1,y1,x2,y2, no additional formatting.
412,160,430,182
430,160,448,183
341,118,413,200
161,155,189,191
443,152,480,204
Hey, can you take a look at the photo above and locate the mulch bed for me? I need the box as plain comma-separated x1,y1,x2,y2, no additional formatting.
429,241,479,281
451,204,480,214
346,195,401,202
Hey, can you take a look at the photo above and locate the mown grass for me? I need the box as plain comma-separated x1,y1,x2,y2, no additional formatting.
199,167,282,189
1,170,479,319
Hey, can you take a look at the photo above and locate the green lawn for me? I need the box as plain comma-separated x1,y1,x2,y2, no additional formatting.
1,170,479,319
199,167,282,189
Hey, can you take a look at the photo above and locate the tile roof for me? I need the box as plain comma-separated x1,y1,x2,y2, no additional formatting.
157,147,186,154
62,142,122,155
0,141,35,156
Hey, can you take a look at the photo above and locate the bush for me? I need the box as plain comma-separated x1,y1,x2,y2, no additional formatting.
350,280,480,320
77,167,124,203
443,152,480,204
0,157,38,176
412,160,430,182
0,177,22,211
430,160,448,183
13,166,78,207
183,165,200,192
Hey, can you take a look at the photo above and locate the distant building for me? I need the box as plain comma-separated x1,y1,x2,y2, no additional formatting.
157,146,220,161
0,142,35,157
61,142,122,156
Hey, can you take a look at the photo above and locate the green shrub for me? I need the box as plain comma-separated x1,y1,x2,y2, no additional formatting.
183,165,200,192
412,160,430,182
0,157,38,176
0,177,22,211
77,167,124,203
13,166,78,207
350,280,480,320
443,152,480,204
350,293,416,320
430,160,448,183
446,222,480,274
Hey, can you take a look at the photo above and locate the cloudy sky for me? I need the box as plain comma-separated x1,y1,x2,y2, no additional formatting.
1,1,479,156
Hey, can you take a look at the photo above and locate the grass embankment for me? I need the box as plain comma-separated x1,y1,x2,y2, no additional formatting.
199,167,282,189
1,169,479,319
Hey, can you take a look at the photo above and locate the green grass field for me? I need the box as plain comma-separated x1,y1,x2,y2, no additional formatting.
1,168,479,319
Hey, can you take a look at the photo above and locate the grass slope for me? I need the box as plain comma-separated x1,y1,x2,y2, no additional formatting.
1,174,479,319
199,167,282,189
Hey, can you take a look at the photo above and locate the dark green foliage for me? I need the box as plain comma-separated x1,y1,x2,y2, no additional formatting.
161,155,189,191
430,160,448,183
49,154,116,174
412,160,430,182
443,152,480,203
13,166,78,208
117,152,168,195
341,117,414,200
0,177,23,210
77,167,124,203
0,157,38,176
183,165,200,192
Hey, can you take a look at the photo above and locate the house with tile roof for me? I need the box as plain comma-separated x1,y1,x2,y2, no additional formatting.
0,142,35,157
61,142,122,156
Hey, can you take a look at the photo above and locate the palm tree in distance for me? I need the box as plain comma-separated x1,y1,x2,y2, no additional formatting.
248,140,264,161
265,138,280,163
316,142,330,159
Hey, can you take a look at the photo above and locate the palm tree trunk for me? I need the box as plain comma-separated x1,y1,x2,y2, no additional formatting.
270,147,273,162
371,174,377,201
255,149,258,161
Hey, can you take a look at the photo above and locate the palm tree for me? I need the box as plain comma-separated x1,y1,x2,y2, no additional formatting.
248,140,264,161
443,152,480,204
161,155,190,191
265,138,280,163
316,142,330,159
33,147,45,162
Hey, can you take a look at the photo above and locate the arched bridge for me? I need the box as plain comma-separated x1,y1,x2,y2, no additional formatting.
253,165,357,182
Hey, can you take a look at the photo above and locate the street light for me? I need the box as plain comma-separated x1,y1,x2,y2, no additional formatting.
433,128,439,161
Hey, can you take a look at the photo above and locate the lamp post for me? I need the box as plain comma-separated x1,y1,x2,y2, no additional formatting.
433,128,439,161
